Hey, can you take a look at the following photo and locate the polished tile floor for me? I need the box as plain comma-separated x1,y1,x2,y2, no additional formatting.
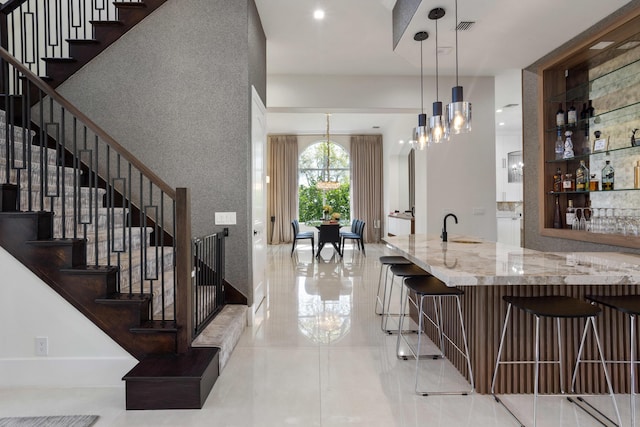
0,243,632,426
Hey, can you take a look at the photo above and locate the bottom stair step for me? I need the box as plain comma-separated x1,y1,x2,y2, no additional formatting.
122,347,220,410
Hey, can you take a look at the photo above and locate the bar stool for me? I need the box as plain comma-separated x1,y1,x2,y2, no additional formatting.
375,256,412,315
381,263,430,334
396,275,474,395
585,294,640,427
491,295,622,427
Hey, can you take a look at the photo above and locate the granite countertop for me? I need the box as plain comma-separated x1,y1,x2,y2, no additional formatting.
388,212,414,219
383,234,640,287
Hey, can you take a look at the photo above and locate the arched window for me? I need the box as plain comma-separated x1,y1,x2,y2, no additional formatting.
298,141,350,222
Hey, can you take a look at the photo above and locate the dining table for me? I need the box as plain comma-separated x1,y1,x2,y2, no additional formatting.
313,221,342,257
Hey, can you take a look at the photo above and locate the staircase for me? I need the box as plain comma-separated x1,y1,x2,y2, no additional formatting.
1,0,168,94
0,0,225,406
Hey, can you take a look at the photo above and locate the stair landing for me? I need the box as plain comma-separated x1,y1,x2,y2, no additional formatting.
192,304,247,371
123,347,219,410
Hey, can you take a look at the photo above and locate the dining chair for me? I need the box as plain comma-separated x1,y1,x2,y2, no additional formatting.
291,219,314,257
340,219,365,256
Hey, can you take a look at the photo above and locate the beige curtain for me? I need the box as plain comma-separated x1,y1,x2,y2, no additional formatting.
350,135,383,243
267,135,298,244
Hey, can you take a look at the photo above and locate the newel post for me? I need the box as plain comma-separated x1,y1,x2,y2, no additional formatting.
175,187,192,354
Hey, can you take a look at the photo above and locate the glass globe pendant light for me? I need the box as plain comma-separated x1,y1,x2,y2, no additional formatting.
428,7,449,144
447,0,472,134
413,31,429,150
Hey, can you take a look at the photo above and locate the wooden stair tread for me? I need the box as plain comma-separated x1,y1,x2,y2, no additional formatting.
90,20,124,26
124,348,219,380
42,57,77,63
114,2,148,8
66,39,100,45
130,320,179,333
60,265,119,274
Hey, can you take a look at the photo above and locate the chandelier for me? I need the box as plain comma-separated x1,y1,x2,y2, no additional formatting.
316,114,341,191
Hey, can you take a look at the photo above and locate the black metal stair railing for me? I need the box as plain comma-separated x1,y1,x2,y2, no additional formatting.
192,232,226,337
0,46,190,339
0,0,142,77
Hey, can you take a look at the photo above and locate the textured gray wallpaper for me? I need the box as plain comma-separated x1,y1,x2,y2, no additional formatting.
57,0,266,300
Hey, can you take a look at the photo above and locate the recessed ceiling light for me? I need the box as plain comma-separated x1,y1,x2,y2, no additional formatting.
399,139,405,144
499,122,505,126
589,41,614,50
496,109,503,113
314,9,325,20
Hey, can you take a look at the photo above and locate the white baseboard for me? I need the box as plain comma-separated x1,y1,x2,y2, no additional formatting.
0,357,137,387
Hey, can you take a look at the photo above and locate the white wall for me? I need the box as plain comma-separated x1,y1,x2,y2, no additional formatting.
0,248,136,387
267,74,497,240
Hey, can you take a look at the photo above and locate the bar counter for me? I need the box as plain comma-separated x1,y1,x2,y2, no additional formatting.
383,234,640,394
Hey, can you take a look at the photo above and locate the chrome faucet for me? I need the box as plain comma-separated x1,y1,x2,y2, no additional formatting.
441,213,458,242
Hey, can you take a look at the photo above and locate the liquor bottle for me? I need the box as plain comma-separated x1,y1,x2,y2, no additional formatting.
563,173,575,192
587,99,595,117
575,160,589,191
580,102,588,136
553,167,562,192
553,196,562,229
554,130,564,160
567,102,577,127
589,174,599,191
565,199,575,229
602,160,614,191
556,103,565,127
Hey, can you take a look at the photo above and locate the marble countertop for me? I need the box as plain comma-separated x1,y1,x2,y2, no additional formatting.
383,234,640,287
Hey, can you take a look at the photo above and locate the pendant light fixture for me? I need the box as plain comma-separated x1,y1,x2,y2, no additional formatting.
316,113,341,191
413,31,429,150
447,0,472,134
428,7,449,144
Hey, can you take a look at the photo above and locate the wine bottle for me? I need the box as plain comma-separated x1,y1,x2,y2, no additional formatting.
575,160,589,191
587,99,595,117
580,102,588,136
553,196,562,229
554,130,564,160
602,160,614,191
567,102,577,127
556,103,565,127
565,199,575,229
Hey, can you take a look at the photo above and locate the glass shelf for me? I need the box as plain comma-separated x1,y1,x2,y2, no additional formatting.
548,188,640,195
547,57,640,103
545,154,590,164
545,140,640,165
545,100,640,133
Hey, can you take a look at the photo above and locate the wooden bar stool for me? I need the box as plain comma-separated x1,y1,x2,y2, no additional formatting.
381,263,429,334
375,256,412,315
585,294,640,427
396,275,474,395
491,295,621,427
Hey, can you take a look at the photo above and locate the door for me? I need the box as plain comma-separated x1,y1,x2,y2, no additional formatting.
250,86,267,326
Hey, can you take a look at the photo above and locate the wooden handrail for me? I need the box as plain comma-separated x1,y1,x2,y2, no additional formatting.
0,46,176,199
0,0,30,15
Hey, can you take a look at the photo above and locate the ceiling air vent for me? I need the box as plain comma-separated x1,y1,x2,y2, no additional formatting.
456,21,475,31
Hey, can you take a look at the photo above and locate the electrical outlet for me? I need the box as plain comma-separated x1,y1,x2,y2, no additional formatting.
35,337,48,356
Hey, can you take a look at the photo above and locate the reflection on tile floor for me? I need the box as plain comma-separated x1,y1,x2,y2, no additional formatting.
0,243,635,426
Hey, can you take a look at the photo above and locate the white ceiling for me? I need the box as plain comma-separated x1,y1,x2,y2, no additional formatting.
254,0,633,136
